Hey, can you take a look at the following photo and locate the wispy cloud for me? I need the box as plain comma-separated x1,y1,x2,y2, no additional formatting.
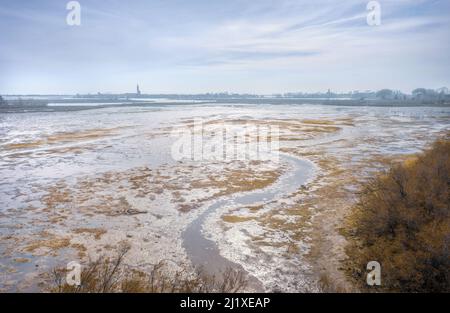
0,0,449,93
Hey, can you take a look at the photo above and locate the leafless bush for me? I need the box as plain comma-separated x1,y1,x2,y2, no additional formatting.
50,246,247,293
345,137,450,292
51,243,130,293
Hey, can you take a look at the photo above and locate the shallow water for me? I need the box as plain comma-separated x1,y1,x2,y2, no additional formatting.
1,102,448,216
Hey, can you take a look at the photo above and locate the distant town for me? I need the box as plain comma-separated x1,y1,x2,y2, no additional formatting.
1,86,450,112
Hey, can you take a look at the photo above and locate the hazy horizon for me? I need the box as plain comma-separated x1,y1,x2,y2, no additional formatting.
1,87,448,97
1,0,450,94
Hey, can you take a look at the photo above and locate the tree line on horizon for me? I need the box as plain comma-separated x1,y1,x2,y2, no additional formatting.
1,87,449,105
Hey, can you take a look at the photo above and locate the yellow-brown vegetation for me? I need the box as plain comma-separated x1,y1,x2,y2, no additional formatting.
49,244,248,293
345,137,450,292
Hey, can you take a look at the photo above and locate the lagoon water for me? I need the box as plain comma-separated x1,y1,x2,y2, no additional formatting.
0,102,449,291
1,102,448,189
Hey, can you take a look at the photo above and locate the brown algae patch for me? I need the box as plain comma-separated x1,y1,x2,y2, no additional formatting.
4,140,47,150
191,167,282,198
72,228,107,240
222,215,254,223
174,117,345,142
3,127,124,151
45,128,117,144
25,237,71,255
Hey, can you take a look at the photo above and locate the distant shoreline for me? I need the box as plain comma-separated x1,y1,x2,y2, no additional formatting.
1,98,450,114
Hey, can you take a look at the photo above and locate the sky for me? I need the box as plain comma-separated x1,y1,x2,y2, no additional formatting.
0,0,449,94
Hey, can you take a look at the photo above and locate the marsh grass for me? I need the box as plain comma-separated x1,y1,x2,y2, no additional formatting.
222,215,254,223
72,228,107,240
25,237,71,254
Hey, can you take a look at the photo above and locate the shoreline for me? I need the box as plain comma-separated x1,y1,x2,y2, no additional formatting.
2,99,450,114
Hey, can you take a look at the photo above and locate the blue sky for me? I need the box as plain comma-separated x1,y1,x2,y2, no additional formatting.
1,0,449,94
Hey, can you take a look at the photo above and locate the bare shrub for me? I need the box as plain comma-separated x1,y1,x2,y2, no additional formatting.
345,137,450,292
49,246,247,293
51,243,130,293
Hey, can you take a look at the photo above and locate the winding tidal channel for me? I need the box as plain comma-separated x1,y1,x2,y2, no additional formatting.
182,154,316,290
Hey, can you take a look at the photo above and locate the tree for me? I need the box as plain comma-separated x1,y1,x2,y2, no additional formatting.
436,87,449,95
412,88,427,97
412,88,439,100
0,95,6,106
376,89,393,100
